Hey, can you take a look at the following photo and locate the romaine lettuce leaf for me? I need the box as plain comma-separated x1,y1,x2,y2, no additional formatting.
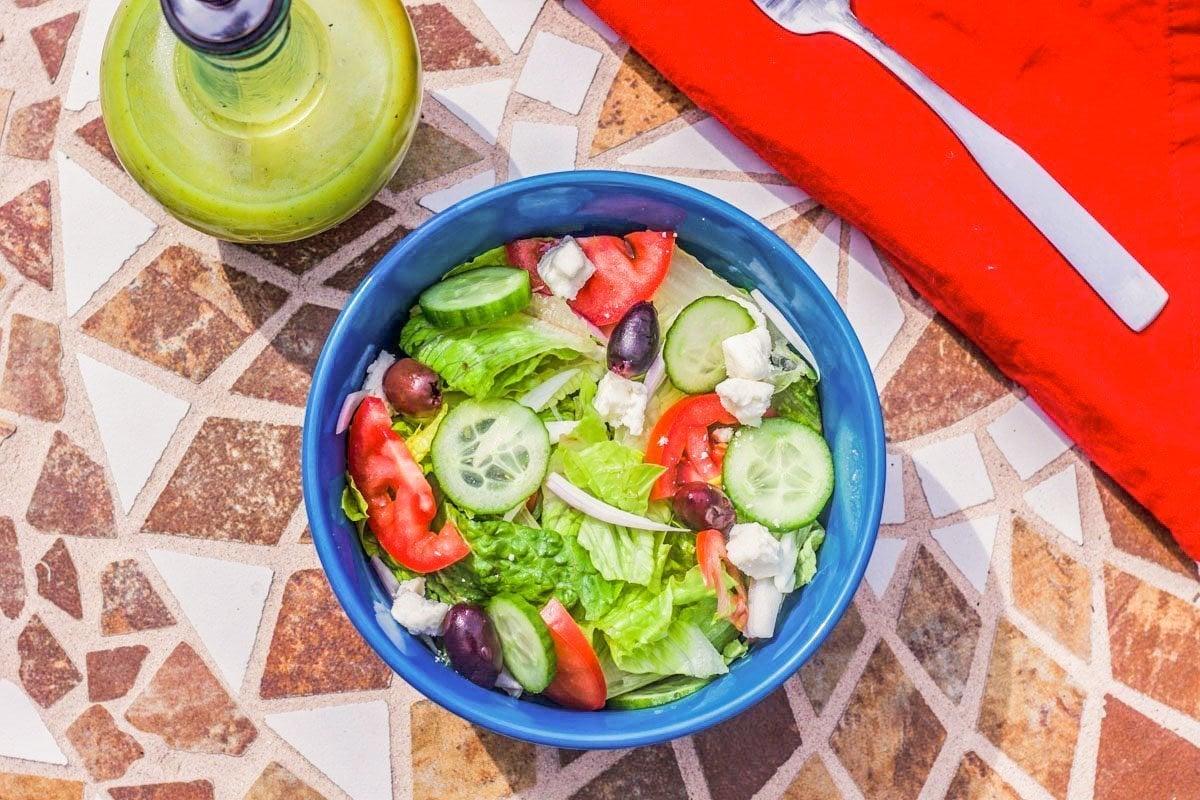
795,523,826,587
341,475,368,522
597,584,674,654
560,441,664,515
443,245,512,277
402,402,448,468
610,617,728,679
772,373,822,433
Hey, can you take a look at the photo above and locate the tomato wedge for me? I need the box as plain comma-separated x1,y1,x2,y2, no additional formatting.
539,598,606,710
696,529,748,632
571,231,676,325
504,238,553,294
645,394,737,500
348,396,470,573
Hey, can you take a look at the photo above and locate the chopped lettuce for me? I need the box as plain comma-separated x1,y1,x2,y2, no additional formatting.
596,584,674,654
610,617,728,679
652,247,743,324
772,372,822,433
341,475,368,522
403,403,449,467
443,244,512,277
560,441,664,515
794,523,826,587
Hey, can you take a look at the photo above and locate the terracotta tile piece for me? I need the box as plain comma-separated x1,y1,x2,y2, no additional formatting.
76,116,122,168
144,418,302,544
558,749,585,766
125,642,257,755
83,245,288,382
4,98,61,160
243,762,327,800
240,200,393,275
830,641,946,800
592,49,694,155
978,618,1083,799
1094,696,1200,800
110,781,215,800
410,4,499,71
0,517,25,619
66,704,145,781
36,538,83,618
1096,470,1196,578
100,559,177,635
1105,566,1200,720
945,752,1021,800
386,122,479,193
13,0,52,7
780,756,843,800
0,417,15,442
897,547,982,703
0,89,11,133
1010,517,1090,658
325,224,410,291
30,13,79,82
0,181,53,289
231,303,339,406
411,699,536,800
27,431,117,537
567,743,688,800
0,773,84,800
694,688,801,800
799,601,866,714
87,644,150,702
260,569,391,698
0,314,65,421
18,614,82,707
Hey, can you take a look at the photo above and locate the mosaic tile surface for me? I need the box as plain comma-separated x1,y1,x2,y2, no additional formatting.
0,1,1196,798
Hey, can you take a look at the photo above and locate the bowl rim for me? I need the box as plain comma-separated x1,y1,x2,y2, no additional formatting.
302,169,885,748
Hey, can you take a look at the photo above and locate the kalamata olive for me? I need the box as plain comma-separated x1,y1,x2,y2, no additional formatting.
384,358,442,416
672,482,737,533
607,301,660,378
440,603,504,688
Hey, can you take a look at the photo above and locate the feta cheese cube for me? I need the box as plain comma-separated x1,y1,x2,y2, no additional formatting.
711,426,735,444
722,327,772,381
391,577,450,636
537,235,596,300
593,371,649,435
716,377,774,426
726,522,785,579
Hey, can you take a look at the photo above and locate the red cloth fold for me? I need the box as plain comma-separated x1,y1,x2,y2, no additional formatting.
586,0,1200,556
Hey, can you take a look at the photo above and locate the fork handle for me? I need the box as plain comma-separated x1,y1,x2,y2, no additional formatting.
836,22,1168,331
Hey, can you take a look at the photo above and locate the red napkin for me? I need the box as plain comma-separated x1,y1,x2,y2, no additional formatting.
586,0,1200,556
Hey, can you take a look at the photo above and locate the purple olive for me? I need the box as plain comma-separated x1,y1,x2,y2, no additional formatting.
672,482,737,534
384,358,442,416
440,603,504,688
607,301,660,378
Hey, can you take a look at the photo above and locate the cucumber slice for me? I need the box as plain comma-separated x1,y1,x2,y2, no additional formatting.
663,296,756,393
431,398,550,514
418,267,532,329
486,595,556,693
722,418,834,529
607,675,712,709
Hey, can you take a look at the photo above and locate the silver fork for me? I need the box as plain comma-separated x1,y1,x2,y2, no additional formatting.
754,0,1168,331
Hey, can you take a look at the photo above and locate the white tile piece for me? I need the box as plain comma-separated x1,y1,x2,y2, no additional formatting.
515,32,602,114
801,217,840,295
58,152,157,315
77,354,189,511
0,680,68,765
432,80,512,146
881,453,906,524
845,226,904,370
64,0,123,110
649,174,808,220
911,433,995,518
564,0,621,42
864,538,906,598
508,121,578,179
419,170,496,213
148,549,273,690
931,515,1000,594
472,0,545,52
619,117,776,174
267,701,391,800
987,397,1073,480
1023,465,1084,545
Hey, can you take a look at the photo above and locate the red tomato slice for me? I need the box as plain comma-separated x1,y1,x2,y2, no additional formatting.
571,231,676,325
348,397,470,573
696,529,748,632
539,598,607,711
646,394,737,499
504,238,553,294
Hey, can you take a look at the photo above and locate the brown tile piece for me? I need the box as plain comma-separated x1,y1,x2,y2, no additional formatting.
260,569,391,698
325,224,410,291
76,116,122,168
13,0,52,7
831,641,946,800
695,688,801,800
30,13,78,82
240,200,393,275
144,418,302,544
100,559,176,635
0,517,25,619
0,180,53,290
1096,470,1196,579
410,4,499,71
27,431,117,537
244,762,327,800
231,303,339,406
126,642,257,755
1105,566,1200,720
780,756,842,800
18,614,82,707
83,245,288,382
1010,517,1090,658
386,123,479,193
881,316,1010,442
0,314,65,421
411,699,535,800
567,743,688,800
592,49,694,154
558,749,586,767
36,538,83,618
946,752,1020,800
66,704,144,781
110,782,215,800
87,645,150,701
978,618,1083,799
1094,695,1200,800
4,98,61,160
897,547,982,703
799,601,866,714
0,773,84,800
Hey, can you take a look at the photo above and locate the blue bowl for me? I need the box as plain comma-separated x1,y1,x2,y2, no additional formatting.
302,170,884,749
